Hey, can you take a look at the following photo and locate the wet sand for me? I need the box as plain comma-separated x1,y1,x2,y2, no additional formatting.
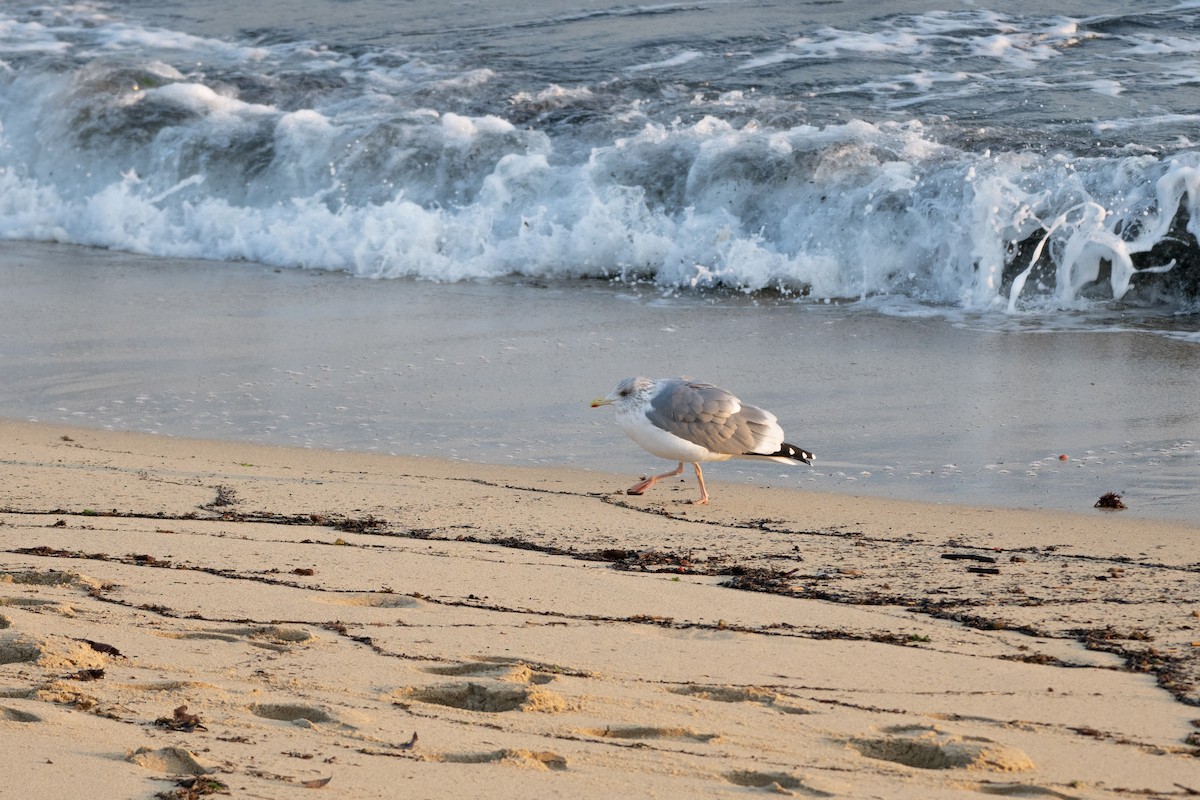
1,240,1198,522
1,419,1199,798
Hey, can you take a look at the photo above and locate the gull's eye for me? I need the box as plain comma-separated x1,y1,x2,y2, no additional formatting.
619,389,630,396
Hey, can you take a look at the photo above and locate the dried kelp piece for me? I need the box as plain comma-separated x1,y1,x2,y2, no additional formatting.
332,515,387,533
154,776,229,799
65,668,105,681
1095,492,1126,509
720,568,799,593
208,485,238,508
79,639,124,658
940,553,997,563
130,553,172,567
155,704,208,732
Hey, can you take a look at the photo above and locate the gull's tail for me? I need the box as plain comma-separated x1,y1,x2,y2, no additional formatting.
747,442,814,465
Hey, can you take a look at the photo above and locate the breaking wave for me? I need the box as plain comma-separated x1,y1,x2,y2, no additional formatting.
1,3,1200,311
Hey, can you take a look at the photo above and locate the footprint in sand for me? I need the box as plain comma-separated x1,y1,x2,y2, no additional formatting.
163,625,314,652
228,625,315,645
0,632,108,670
406,656,576,713
669,684,811,715
0,568,103,619
847,725,1034,772
434,749,567,771
725,769,850,797
397,682,570,714
127,679,221,693
0,632,40,665
236,625,313,641
0,705,41,723
318,592,423,609
0,597,77,617
976,784,1080,799
580,725,720,743
250,703,334,726
248,701,370,730
0,569,103,591
126,745,218,775
423,660,556,685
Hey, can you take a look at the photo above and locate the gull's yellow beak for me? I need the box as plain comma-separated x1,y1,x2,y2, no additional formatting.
590,396,613,408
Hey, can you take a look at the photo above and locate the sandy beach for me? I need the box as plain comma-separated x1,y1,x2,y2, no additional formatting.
1,417,1197,798
5,3,1200,797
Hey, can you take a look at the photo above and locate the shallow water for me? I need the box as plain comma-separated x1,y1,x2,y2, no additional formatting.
2,242,1196,522
1,2,1198,521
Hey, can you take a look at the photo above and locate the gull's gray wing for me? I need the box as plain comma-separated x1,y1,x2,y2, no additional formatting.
644,380,779,455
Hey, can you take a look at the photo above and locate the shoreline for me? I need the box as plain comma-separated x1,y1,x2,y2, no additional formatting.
2,418,1198,798
4,239,1199,526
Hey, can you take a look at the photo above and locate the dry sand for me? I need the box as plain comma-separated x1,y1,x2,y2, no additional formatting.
1,418,1198,798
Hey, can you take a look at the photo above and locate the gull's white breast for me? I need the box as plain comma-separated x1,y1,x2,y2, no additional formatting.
614,398,733,463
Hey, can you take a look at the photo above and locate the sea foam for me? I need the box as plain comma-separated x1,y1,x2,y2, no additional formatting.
0,4,1198,311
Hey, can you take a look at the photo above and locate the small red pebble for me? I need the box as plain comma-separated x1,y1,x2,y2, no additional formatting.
1059,454,1068,461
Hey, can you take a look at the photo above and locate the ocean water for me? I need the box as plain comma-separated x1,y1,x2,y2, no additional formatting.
1,1,1199,520
4,0,1200,308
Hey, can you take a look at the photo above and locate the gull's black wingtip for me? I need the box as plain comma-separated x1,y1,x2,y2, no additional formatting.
748,442,814,464
779,442,814,464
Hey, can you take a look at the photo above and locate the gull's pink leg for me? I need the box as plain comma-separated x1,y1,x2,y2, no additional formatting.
688,462,710,505
627,462,684,495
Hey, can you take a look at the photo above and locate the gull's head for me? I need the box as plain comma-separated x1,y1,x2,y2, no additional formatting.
591,376,656,409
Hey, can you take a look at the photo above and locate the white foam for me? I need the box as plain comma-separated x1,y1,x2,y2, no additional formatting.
1095,113,1200,132
93,20,269,62
146,81,275,117
510,84,594,106
0,19,70,54
739,27,928,71
628,50,703,72
1083,79,1123,97
0,81,1192,308
440,111,515,139
0,3,1196,313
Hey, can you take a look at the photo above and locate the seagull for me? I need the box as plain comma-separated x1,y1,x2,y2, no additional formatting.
591,377,814,504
